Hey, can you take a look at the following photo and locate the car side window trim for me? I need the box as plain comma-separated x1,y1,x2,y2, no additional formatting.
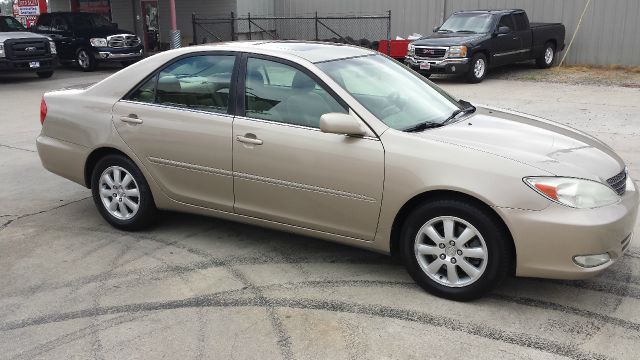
121,51,241,116
235,52,349,120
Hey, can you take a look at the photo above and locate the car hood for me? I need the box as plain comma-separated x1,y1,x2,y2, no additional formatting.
0,31,50,41
412,33,486,46
417,106,625,182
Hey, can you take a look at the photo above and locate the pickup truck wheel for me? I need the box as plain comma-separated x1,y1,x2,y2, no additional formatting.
77,49,97,72
466,54,487,83
536,42,556,68
36,71,54,79
400,199,511,301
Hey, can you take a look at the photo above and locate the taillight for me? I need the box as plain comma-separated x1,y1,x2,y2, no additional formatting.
40,97,47,125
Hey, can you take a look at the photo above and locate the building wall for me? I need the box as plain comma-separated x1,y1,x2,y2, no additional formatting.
275,0,640,66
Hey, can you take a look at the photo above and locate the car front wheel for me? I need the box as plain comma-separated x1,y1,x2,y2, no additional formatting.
91,154,156,230
400,198,511,301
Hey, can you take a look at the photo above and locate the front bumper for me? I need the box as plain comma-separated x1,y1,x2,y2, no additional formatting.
0,56,57,73
91,45,144,62
405,56,470,75
498,179,639,280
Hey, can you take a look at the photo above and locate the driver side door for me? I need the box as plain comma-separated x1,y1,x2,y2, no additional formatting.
491,14,521,66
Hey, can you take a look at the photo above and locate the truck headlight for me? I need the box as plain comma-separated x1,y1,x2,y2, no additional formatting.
49,41,57,54
524,177,620,209
89,38,108,47
407,44,415,56
448,45,467,58
0,43,5,58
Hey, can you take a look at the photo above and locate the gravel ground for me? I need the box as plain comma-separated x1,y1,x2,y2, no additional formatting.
432,61,640,88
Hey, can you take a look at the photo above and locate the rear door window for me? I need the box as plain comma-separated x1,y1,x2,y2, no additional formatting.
126,54,236,115
498,15,515,31
513,13,528,31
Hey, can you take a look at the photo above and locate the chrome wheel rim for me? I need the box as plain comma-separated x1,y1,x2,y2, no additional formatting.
414,216,488,287
474,59,485,78
544,47,554,64
99,166,140,220
78,50,89,68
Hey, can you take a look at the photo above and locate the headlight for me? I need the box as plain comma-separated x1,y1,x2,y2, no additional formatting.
407,44,415,56
49,41,57,54
524,177,620,209
89,38,108,47
448,45,467,58
0,43,5,58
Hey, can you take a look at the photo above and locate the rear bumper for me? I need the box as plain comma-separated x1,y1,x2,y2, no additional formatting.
498,179,639,280
0,56,57,72
36,135,88,187
405,56,470,75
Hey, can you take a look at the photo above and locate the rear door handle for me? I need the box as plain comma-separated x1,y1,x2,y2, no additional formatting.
119,114,143,125
236,135,263,145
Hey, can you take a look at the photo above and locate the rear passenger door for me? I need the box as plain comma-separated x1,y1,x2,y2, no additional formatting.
113,53,239,212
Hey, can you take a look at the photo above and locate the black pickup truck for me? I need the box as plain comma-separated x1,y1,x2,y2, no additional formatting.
31,12,143,72
405,9,565,83
0,15,57,78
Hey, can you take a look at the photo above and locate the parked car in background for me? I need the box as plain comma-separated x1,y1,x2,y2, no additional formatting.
406,9,565,83
0,15,57,78
31,12,143,71
36,42,637,301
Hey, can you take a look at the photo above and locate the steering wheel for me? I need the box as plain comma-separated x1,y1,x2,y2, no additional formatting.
378,91,405,119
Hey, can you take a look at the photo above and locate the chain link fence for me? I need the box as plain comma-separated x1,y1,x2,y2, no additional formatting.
192,12,391,52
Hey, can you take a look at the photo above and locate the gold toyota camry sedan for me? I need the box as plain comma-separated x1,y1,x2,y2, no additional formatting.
36,41,638,300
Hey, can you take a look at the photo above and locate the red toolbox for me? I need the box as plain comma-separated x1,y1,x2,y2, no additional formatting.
378,39,411,59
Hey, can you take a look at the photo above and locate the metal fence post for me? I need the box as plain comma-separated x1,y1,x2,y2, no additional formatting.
248,12,252,40
191,13,197,45
314,12,319,41
386,10,391,56
230,11,235,41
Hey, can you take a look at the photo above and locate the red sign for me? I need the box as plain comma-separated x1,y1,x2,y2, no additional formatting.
13,0,47,28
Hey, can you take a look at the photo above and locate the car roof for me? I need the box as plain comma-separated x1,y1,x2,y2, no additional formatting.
453,9,524,15
192,40,377,64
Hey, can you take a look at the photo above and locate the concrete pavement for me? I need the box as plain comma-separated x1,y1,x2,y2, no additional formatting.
1,66,639,359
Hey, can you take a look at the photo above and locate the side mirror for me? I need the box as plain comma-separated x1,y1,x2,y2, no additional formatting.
497,26,511,35
433,26,440,33
320,113,366,136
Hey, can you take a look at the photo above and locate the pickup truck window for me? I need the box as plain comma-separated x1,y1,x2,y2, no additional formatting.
439,13,494,34
318,55,461,130
66,13,112,29
1,16,26,32
498,15,515,31
513,13,528,31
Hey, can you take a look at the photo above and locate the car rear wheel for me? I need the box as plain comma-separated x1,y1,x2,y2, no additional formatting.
91,154,156,230
466,53,487,83
400,199,511,301
536,42,556,68
77,48,97,72
36,71,54,78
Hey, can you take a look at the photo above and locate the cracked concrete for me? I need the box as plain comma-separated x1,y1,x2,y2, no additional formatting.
1,67,639,359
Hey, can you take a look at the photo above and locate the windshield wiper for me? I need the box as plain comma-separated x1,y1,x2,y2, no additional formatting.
455,30,477,34
441,100,477,125
437,29,453,33
403,121,445,133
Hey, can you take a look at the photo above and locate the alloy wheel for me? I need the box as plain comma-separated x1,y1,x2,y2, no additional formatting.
474,58,485,79
544,47,554,65
414,216,488,287
78,50,90,69
98,166,141,220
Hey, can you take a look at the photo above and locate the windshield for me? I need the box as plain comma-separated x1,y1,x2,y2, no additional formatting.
1,17,26,32
439,13,494,33
69,13,113,29
317,55,461,130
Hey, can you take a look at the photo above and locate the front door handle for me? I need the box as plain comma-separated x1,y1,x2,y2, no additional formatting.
120,114,143,125
236,135,263,145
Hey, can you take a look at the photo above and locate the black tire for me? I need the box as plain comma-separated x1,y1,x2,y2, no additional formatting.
536,42,556,69
91,154,157,230
466,53,488,83
399,198,511,301
77,48,97,72
36,71,54,78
